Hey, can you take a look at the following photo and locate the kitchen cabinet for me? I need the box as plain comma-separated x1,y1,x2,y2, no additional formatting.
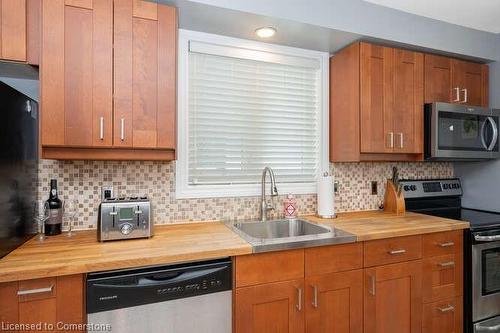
41,0,176,160
234,244,363,333
305,270,363,333
235,279,305,333
364,261,423,333
424,54,488,107
0,274,84,332
422,297,463,333
331,42,424,162
0,0,26,61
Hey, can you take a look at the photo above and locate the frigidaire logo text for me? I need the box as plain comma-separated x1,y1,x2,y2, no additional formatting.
99,295,118,301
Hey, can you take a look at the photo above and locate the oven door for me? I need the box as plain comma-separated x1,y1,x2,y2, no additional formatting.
426,102,500,160
472,230,500,322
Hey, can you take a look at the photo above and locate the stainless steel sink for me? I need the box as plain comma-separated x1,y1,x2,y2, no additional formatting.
227,218,356,253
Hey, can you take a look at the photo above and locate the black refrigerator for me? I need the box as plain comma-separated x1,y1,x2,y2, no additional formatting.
0,81,38,259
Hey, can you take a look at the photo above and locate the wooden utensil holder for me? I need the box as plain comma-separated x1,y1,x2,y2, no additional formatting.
383,179,405,215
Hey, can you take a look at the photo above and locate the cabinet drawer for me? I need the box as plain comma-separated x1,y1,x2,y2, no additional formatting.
364,235,422,267
422,296,463,333
423,254,463,303
305,242,363,276
423,231,462,258
18,277,56,302
235,249,304,288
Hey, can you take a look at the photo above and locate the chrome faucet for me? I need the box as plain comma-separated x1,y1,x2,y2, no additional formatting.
260,167,278,221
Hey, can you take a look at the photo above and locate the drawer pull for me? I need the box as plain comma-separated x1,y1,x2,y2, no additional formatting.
437,304,455,313
388,249,406,255
17,285,53,296
438,261,455,268
438,241,454,247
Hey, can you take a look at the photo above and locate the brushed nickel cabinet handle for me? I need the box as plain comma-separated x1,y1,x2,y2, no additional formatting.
120,118,125,141
99,117,104,140
453,87,460,102
311,285,318,308
17,285,54,296
387,132,394,148
437,305,455,313
399,133,404,148
438,261,455,268
439,241,454,247
368,274,376,296
388,249,406,255
296,287,302,311
462,88,468,103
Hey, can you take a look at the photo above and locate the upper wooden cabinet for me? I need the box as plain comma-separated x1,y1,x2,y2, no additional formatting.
40,0,176,160
331,42,424,162
0,0,26,61
424,54,488,107
113,0,176,149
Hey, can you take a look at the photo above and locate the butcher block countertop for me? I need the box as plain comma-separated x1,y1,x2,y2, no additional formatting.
0,222,252,283
304,210,469,241
0,211,469,283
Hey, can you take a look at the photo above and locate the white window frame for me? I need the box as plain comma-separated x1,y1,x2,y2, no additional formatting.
176,29,329,199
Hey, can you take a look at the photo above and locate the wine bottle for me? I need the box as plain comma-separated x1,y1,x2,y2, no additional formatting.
45,179,62,236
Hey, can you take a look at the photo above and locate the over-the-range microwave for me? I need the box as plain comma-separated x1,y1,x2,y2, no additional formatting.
425,102,500,160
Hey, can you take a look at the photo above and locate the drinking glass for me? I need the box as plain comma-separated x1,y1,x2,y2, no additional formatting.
34,200,49,241
65,199,78,237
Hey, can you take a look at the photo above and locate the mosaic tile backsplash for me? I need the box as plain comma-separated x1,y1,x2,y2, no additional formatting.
37,159,453,230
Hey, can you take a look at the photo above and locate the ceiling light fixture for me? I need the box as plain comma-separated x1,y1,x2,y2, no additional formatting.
255,27,276,38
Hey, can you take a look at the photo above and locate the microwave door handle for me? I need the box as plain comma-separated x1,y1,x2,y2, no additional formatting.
487,116,498,151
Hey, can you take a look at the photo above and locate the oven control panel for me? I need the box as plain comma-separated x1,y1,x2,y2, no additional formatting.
400,179,462,199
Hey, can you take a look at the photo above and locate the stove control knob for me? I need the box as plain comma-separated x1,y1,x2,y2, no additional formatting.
120,223,133,235
410,185,417,191
403,185,410,191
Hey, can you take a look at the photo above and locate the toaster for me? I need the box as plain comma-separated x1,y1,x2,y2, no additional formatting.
98,197,152,241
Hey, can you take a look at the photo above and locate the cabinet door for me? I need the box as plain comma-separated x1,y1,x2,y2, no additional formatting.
393,49,423,154
41,0,113,147
235,279,305,333
360,43,394,153
422,254,463,303
0,0,26,61
422,297,462,333
113,0,176,149
424,54,452,104
364,261,423,333
452,60,488,107
305,270,363,333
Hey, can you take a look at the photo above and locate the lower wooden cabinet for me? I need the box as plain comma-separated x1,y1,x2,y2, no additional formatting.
234,279,305,333
422,297,463,333
364,261,423,333
0,274,84,333
305,270,363,333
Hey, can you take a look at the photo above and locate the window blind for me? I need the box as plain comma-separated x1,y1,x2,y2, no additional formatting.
188,48,320,186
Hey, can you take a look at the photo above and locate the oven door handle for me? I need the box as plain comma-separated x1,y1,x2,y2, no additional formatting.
474,234,500,242
476,323,500,331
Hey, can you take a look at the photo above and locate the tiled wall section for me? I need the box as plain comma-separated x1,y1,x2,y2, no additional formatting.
38,159,453,229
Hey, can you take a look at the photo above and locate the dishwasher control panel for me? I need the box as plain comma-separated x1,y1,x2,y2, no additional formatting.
86,258,232,314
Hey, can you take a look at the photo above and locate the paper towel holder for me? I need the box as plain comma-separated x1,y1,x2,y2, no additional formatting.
317,172,337,219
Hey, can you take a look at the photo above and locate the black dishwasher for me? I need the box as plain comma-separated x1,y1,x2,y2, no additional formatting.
86,258,232,333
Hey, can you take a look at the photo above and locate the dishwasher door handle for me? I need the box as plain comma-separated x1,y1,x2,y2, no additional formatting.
92,266,228,289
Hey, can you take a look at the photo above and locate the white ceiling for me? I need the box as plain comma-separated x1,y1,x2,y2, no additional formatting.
364,0,500,33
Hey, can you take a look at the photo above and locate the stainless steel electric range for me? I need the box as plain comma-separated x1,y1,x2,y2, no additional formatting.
401,178,500,333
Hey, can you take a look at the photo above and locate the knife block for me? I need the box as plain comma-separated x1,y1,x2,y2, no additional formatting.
383,179,406,216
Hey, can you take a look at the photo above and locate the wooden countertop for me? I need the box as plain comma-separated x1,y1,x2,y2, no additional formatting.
304,210,469,241
0,211,469,283
0,222,252,283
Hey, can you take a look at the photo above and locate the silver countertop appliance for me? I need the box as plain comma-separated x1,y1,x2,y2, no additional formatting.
98,197,152,241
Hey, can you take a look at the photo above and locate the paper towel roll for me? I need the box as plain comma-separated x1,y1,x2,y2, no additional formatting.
317,174,336,218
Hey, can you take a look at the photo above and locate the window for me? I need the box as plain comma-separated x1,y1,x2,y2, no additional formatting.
176,30,329,198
